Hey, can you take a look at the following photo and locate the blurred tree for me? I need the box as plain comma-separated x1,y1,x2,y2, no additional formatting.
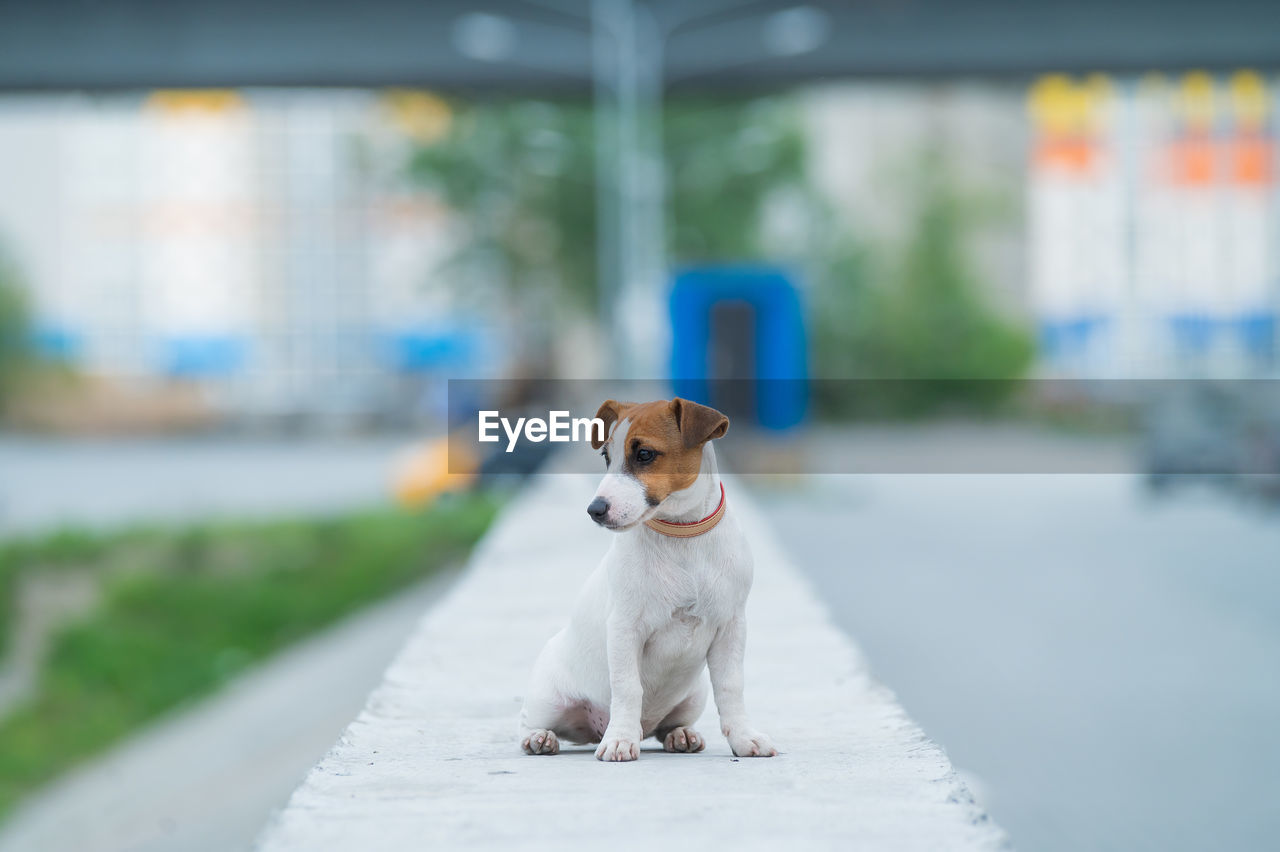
406,100,598,311
403,96,1029,409
403,96,810,315
812,149,1033,416
0,247,30,412
665,98,810,263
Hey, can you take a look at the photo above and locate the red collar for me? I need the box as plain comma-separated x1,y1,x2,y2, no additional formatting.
645,483,727,538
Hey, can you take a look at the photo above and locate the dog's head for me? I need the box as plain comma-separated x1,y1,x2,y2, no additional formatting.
585,397,729,531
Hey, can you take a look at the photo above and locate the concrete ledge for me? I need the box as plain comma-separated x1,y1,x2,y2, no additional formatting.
257,474,1006,851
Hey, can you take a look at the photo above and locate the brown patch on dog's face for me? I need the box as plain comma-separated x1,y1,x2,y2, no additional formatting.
611,398,729,507
591,399,632,450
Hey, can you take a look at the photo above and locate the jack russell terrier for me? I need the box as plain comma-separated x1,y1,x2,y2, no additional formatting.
520,397,777,761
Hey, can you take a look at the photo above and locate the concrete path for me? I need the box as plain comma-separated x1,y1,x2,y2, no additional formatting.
257,473,1006,851
0,571,458,852
753,473,1280,852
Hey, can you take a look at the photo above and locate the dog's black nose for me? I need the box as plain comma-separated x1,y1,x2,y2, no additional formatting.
587,497,609,522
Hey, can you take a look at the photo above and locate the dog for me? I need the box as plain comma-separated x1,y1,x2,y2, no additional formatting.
519,397,776,762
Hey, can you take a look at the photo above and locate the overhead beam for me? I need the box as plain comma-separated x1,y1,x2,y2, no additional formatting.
2,0,1279,93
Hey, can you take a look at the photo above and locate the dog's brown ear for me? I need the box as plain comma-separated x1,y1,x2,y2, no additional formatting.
670,398,729,449
591,399,627,450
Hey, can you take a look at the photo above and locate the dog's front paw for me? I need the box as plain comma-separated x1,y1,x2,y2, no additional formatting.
521,729,559,755
595,734,640,762
726,727,777,758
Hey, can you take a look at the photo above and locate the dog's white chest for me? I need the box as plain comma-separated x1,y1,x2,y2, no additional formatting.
667,604,704,644
642,602,712,667
672,603,700,625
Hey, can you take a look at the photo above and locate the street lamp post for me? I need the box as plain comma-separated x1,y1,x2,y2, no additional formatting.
457,1,828,380
592,0,667,379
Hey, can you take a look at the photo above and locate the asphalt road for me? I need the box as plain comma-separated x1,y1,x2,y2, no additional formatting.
0,571,458,852
4,433,1278,851
0,434,410,535
750,473,1280,852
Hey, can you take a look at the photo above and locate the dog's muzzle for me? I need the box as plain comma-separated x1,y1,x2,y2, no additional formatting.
586,497,610,524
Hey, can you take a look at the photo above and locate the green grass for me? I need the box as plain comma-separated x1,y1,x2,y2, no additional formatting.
0,493,500,817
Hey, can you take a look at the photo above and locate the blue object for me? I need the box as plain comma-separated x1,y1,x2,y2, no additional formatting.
1169,314,1216,356
1038,316,1107,364
156,335,248,377
31,325,84,364
377,327,481,373
1234,312,1276,361
669,266,807,430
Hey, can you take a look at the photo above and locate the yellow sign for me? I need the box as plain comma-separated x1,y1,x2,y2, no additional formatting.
381,90,453,143
1229,70,1269,128
146,90,245,113
1179,71,1216,130
1028,74,1113,136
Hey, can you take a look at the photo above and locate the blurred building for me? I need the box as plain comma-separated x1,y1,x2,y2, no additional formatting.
0,90,492,426
1028,70,1279,378
808,70,1280,382
1,74,1276,429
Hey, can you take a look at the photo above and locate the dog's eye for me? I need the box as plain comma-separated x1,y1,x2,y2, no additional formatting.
602,449,610,468
635,448,656,464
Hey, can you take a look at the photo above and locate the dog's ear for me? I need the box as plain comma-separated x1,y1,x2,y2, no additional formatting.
591,399,627,450
670,398,729,449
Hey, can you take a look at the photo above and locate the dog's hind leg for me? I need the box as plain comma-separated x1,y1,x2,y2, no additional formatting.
653,682,709,753
519,690,564,755
519,632,584,755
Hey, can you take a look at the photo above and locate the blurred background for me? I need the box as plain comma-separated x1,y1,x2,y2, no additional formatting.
1,2,1278,851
